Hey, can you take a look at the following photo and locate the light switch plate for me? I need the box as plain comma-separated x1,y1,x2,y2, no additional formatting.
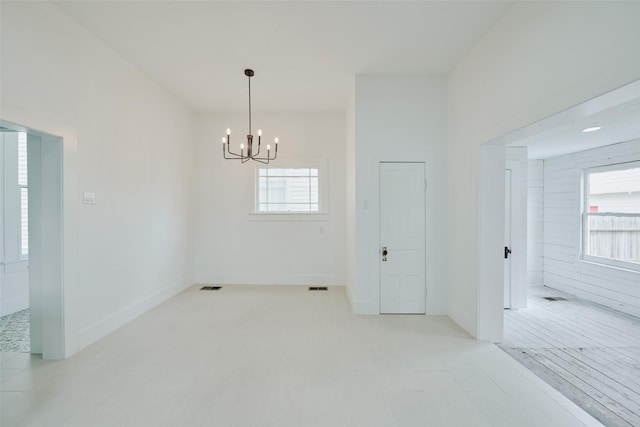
83,192,96,204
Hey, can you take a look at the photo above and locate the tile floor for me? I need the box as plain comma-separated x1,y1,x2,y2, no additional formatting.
1,286,603,427
0,309,30,353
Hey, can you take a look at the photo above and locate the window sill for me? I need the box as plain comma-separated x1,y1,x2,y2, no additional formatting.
248,212,329,222
576,258,640,275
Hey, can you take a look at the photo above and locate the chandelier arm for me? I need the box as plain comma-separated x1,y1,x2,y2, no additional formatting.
223,144,246,159
251,157,270,165
253,151,277,162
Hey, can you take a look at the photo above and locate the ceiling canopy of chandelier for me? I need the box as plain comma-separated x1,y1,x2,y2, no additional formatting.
222,69,278,164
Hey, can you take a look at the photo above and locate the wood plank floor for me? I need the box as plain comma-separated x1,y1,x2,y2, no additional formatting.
499,286,640,427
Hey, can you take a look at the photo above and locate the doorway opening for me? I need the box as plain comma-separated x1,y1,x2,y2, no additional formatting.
0,130,31,353
478,80,640,425
0,120,66,359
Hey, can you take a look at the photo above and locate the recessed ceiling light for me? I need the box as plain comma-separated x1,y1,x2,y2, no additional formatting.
581,126,602,133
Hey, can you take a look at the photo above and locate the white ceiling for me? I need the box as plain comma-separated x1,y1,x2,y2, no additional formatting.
54,0,514,113
50,2,640,159
509,90,640,159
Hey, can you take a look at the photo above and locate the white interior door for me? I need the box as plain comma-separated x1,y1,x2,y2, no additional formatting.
379,162,426,314
504,169,512,309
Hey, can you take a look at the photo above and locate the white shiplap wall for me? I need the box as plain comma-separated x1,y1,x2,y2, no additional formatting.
543,139,640,317
528,160,544,286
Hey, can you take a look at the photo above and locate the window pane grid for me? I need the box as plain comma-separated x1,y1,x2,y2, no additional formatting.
583,162,640,266
257,168,319,212
18,132,28,186
18,132,29,257
20,187,29,256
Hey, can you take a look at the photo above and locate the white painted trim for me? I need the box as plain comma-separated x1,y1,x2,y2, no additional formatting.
2,110,79,359
197,273,339,286
479,80,640,343
448,304,475,337
247,213,329,222
78,276,193,350
582,254,640,273
345,280,356,310
505,149,528,310
575,258,640,278
477,144,505,342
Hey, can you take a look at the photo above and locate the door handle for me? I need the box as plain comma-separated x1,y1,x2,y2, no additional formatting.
504,246,512,259
381,246,388,262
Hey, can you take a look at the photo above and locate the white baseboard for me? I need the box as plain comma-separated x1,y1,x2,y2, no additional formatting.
345,283,356,311
78,276,193,350
344,286,378,315
448,304,476,338
195,273,339,286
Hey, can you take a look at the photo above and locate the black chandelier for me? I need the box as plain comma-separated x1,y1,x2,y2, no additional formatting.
222,69,278,164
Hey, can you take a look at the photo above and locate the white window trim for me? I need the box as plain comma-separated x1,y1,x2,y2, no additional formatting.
581,160,640,273
249,159,329,221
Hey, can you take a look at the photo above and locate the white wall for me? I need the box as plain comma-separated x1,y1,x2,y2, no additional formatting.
448,1,640,338
543,139,640,317
528,160,544,286
194,112,346,286
1,1,197,354
0,133,29,316
350,75,448,315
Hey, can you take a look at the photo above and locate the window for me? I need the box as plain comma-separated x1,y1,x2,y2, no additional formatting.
256,167,321,213
582,161,640,270
17,132,29,257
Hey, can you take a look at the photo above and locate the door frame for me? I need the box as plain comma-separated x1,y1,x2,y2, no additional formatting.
1,114,79,359
505,151,528,310
369,152,438,315
504,168,512,309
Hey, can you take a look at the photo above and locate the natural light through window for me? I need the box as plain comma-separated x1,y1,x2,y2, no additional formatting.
18,132,28,257
257,168,319,212
583,162,640,269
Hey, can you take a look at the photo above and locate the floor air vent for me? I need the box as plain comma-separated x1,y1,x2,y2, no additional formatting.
309,287,328,291
200,286,222,291
543,296,566,301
